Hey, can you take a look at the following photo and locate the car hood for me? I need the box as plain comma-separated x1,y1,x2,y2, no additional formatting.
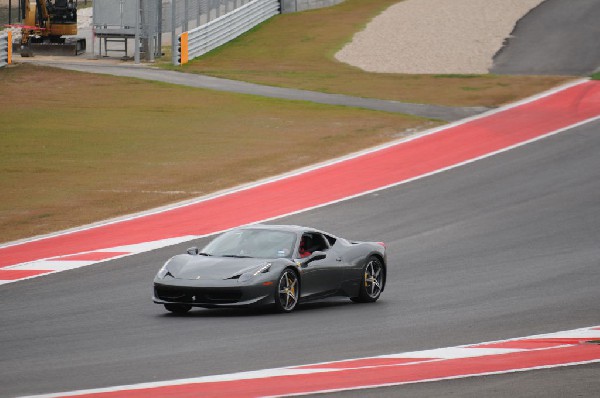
164,255,271,280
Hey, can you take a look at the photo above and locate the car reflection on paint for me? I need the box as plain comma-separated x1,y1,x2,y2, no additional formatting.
153,224,387,313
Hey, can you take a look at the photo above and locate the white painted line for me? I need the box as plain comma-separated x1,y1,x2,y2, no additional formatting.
2,80,598,286
230,114,600,236
19,325,600,398
266,360,600,398
95,235,200,253
286,326,600,371
19,368,335,398
2,236,202,283
8,260,94,271
0,78,590,251
535,329,600,339
4,113,599,285
391,347,525,359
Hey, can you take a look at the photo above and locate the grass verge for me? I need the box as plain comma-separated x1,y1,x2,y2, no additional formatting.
0,64,440,243
162,0,572,107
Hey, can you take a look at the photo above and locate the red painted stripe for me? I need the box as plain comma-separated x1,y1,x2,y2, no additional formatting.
0,269,52,280
2,81,599,268
50,252,129,261
58,343,600,397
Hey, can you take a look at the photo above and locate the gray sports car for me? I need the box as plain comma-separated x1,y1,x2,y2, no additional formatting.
153,224,387,313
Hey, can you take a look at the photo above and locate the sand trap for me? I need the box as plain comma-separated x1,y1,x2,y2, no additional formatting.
335,0,544,74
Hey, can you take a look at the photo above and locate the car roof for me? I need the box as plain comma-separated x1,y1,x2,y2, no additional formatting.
238,224,329,235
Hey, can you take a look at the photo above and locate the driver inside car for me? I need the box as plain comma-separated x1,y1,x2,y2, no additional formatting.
298,236,312,258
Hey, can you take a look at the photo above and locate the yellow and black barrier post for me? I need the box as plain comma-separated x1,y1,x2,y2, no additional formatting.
7,31,12,64
178,32,189,65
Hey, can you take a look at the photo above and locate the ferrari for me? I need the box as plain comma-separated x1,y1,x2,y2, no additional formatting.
153,224,387,313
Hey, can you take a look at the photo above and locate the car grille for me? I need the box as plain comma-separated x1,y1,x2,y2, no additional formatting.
155,285,242,304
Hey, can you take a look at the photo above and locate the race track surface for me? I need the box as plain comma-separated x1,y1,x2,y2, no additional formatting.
491,0,600,75
1,118,599,397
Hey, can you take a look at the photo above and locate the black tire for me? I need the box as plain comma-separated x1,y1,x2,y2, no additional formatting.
274,269,300,313
164,303,192,314
351,256,384,303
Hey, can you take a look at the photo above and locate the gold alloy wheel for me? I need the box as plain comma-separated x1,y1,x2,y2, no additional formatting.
364,259,383,299
278,270,299,312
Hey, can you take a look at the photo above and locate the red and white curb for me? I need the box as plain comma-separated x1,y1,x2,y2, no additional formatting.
22,326,600,398
2,79,600,285
0,236,199,285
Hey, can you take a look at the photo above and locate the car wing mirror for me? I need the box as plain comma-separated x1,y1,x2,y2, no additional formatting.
300,251,326,267
187,246,199,255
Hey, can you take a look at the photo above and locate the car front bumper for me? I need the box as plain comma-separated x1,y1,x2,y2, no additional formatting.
153,278,275,308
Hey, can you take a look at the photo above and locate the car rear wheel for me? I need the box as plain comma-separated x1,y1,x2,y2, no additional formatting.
164,303,192,314
351,256,383,303
274,269,299,313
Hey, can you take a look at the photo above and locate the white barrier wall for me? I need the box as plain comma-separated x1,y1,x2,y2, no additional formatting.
0,31,11,68
176,0,278,64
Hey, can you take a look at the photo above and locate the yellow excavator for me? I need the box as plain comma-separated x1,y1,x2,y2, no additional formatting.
19,0,86,56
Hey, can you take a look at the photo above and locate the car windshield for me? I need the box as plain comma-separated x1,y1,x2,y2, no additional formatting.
202,229,297,259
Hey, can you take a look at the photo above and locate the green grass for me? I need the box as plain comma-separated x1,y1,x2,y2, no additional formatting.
161,0,572,107
0,64,439,243
591,72,600,80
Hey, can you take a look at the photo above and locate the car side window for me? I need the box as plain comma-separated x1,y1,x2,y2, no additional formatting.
308,233,329,252
298,233,330,258
324,234,337,246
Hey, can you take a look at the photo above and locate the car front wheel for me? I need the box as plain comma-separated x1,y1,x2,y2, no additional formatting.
274,269,299,313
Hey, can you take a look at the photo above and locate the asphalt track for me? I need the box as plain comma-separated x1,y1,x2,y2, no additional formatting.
491,0,600,76
17,60,487,122
1,114,599,396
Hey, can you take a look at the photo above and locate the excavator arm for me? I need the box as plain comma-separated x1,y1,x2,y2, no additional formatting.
36,0,50,29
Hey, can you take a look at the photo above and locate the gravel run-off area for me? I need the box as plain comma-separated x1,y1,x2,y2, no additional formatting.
336,0,545,74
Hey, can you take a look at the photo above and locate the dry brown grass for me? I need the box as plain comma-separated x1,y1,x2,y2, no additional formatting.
0,64,439,243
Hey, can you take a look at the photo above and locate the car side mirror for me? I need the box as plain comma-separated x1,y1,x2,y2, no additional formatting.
300,251,326,266
187,246,199,255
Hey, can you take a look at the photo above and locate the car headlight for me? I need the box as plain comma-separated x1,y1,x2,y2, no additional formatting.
253,262,272,275
156,259,174,279
239,262,272,282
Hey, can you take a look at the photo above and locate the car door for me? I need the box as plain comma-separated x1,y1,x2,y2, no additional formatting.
298,232,344,298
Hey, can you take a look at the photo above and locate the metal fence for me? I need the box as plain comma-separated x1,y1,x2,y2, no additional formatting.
92,0,277,64
93,0,162,62
0,31,11,68
165,0,262,33
175,0,278,64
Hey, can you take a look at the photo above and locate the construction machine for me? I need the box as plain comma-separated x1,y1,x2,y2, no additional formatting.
18,0,86,56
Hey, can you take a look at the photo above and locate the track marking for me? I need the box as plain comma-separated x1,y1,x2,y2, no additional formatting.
0,236,200,284
21,326,600,398
2,79,600,284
